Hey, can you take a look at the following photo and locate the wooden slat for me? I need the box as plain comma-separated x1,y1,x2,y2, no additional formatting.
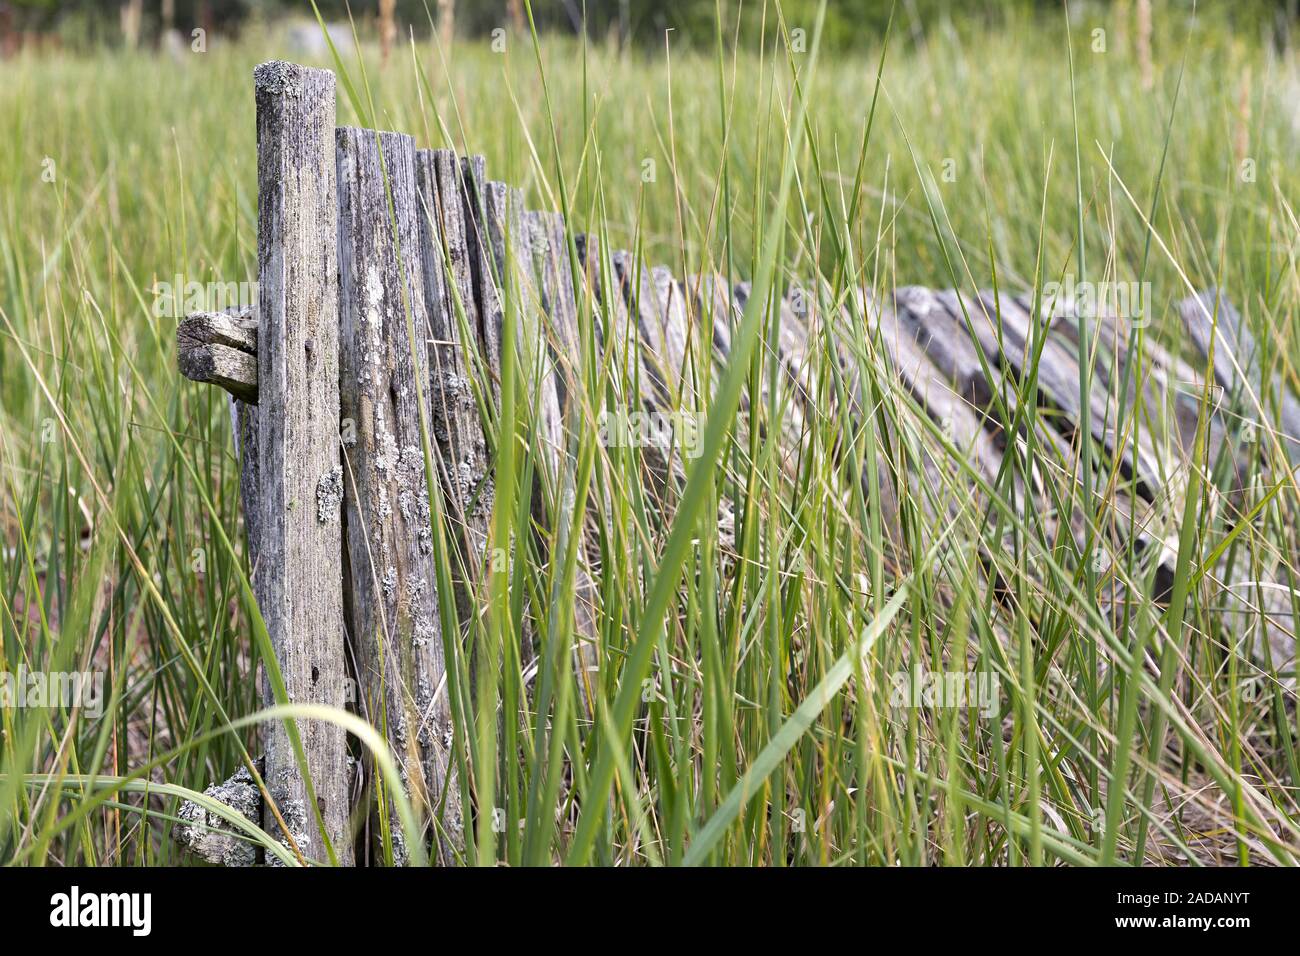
417,149,492,566
936,288,1167,495
612,252,673,407
178,341,258,404
651,265,693,406
864,294,1009,493
578,236,683,491
895,286,1172,568
485,185,563,485
460,157,503,405
577,234,650,402
525,208,602,711
178,308,258,402
526,210,582,415
252,60,352,865
336,126,461,865
1179,289,1300,468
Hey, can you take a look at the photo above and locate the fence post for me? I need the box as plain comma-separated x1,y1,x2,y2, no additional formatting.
336,126,463,864
253,60,353,865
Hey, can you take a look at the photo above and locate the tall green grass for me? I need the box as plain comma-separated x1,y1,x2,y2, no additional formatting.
1,4,1298,865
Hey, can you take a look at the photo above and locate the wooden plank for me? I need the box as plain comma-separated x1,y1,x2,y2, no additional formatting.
732,279,813,464
460,156,503,405
231,398,261,567
524,209,601,711
786,281,898,534
686,270,743,371
1179,289,1300,468
486,186,563,484
578,236,685,491
611,252,672,407
894,286,996,413
178,308,258,402
335,126,461,865
416,149,493,567
527,210,582,416
1034,290,1237,480
577,235,648,402
178,342,258,403
179,306,257,354
895,285,1082,476
936,288,1167,495
651,265,694,406
865,295,1009,491
894,286,1167,565
252,60,352,865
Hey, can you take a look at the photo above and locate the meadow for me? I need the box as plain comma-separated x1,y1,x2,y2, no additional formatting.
1,4,1298,865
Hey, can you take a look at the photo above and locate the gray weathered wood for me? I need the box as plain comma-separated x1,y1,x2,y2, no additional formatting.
178,308,258,403
179,306,257,353
179,342,258,403
893,286,1169,564
485,185,563,485
579,236,684,492
417,149,493,571
476,183,566,668
527,210,583,416
460,157,503,405
862,293,1012,502
733,280,813,459
253,60,352,865
612,251,672,407
336,126,462,865
651,265,694,406
524,208,604,709
231,398,261,565
578,235,649,399
782,281,898,535
936,288,1167,495
1179,289,1300,468
174,762,263,867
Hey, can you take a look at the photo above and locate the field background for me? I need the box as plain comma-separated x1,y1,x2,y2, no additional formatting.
2,0,1299,866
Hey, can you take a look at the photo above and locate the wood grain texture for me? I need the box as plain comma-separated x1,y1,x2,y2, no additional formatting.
486,185,563,486
612,251,672,408
651,265,695,406
178,308,258,402
527,210,583,416
418,149,493,574
476,182,567,668
581,237,688,494
1179,289,1300,468
179,306,257,353
525,208,601,709
336,127,462,865
253,60,352,865
230,398,261,566
936,288,1167,495
732,280,812,461
871,299,1008,489
460,156,503,405
178,342,257,403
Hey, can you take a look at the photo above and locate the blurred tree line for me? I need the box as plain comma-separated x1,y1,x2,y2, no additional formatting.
3,0,1298,52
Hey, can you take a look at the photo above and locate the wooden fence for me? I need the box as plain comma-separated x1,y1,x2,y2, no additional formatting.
175,60,1297,865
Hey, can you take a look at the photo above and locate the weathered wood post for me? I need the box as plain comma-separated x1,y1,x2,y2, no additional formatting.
415,150,493,586
253,61,353,865
336,126,462,864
